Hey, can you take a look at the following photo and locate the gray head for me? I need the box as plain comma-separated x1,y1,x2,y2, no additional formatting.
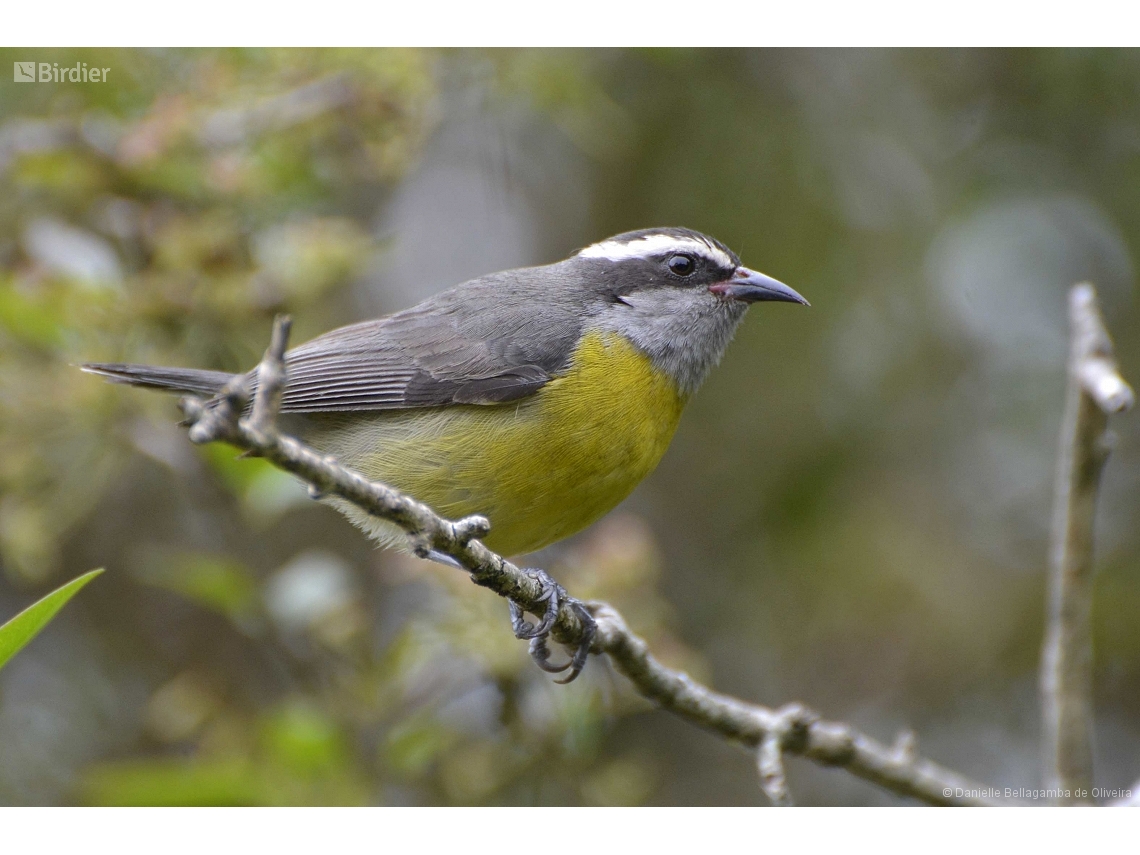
568,227,808,396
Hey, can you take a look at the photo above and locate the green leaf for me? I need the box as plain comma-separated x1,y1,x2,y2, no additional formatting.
0,568,104,671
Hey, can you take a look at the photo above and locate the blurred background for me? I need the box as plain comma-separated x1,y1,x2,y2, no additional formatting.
0,48,1137,806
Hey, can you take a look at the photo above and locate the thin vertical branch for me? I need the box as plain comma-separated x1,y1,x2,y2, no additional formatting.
1040,283,1134,804
248,315,291,435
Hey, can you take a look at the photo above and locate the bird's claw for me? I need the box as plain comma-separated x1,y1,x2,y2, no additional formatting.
509,569,597,684
509,571,562,640
528,636,572,674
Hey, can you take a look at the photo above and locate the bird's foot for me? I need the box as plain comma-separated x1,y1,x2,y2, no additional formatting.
508,568,596,684
420,550,596,684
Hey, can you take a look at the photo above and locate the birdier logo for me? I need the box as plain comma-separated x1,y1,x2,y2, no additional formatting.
13,61,110,83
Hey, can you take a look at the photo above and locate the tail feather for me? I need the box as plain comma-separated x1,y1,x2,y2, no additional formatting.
81,362,235,396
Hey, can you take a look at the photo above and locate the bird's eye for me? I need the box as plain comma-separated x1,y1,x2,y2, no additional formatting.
668,254,695,276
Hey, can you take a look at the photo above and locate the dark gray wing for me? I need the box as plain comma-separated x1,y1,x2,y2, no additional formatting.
273,265,589,413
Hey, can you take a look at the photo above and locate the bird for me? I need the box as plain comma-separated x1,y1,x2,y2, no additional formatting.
83,226,808,680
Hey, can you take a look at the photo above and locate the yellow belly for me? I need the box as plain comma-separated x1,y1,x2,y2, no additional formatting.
303,331,688,556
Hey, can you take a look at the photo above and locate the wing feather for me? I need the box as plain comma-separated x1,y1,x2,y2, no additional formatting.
267,269,584,413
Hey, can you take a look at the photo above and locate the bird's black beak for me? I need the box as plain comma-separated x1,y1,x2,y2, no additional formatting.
709,267,809,306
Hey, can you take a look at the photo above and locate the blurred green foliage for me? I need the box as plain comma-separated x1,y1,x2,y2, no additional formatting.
1,48,1138,806
0,47,695,806
0,48,432,582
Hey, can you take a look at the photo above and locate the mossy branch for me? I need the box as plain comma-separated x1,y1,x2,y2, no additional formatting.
174,314,1008,806
1040,284,1135,804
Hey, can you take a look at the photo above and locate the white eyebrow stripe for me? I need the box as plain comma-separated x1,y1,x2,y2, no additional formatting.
579,234,734,268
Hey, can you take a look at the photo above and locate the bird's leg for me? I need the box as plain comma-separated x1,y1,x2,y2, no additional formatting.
510,569,596,684
423,552,596,683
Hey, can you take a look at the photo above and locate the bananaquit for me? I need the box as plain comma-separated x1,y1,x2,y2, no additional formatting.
85,226,808,680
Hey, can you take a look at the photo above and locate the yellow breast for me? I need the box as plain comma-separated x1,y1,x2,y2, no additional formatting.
309,330,688,556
